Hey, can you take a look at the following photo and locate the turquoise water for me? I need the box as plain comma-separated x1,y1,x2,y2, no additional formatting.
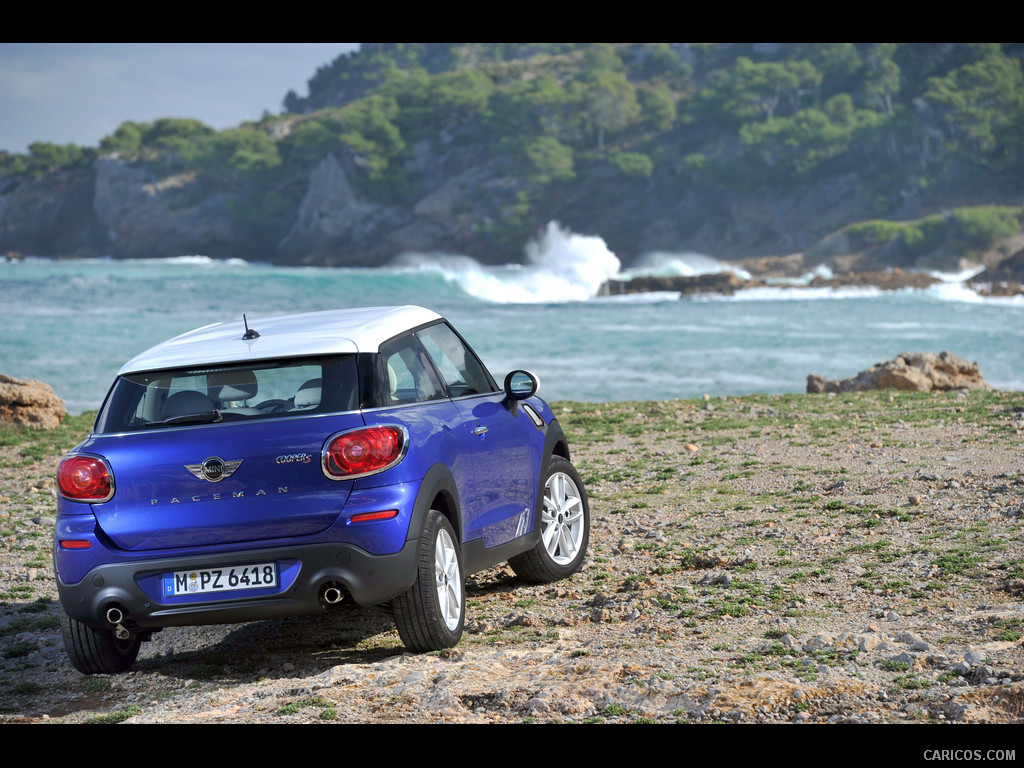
2,226,1022,412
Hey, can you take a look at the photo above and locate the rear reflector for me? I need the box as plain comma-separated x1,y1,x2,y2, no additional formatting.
349,509,400,524
59,540,92,549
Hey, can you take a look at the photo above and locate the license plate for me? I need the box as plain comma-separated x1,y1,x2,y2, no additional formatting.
163,562,277,597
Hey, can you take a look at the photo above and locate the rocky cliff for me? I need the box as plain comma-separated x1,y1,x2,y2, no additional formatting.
1,147,1020,277
5,44,1023,271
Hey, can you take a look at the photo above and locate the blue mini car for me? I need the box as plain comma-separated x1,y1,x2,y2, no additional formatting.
54,306,589,673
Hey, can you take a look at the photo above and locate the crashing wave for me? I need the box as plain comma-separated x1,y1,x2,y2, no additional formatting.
392,222,622,304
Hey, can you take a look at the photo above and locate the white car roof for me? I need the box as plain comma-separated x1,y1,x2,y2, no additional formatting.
119,306,443,374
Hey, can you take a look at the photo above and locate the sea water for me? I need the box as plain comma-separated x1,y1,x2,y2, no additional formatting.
2,222,1022,413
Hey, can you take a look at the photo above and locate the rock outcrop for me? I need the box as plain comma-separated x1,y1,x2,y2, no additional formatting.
969,248,1024,297
601,271,757,297
277,153,412,266
0,373,67,430
807,352,992,394
93,157,236,259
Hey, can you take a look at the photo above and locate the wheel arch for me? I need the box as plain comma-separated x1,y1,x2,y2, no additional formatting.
546,417,570,461
535,418,570,519
409,463,462,543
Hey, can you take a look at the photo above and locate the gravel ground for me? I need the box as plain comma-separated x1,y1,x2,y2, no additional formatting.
1,390,1023,726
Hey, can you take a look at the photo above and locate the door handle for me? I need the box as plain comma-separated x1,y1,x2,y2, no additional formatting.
473,425,489,436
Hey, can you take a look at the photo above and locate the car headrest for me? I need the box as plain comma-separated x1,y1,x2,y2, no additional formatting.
293,378,322,409
208,369,258,403
162,390,215,420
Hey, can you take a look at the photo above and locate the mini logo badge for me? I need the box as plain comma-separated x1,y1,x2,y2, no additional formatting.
185,457,243,483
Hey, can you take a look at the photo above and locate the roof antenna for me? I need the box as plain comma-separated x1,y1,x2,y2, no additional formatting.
242,314,260,340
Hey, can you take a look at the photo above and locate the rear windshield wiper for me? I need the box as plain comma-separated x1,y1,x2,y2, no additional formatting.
148,410,223,426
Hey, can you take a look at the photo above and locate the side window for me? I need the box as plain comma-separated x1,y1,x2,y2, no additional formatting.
379,336,445,405
416,323,495,397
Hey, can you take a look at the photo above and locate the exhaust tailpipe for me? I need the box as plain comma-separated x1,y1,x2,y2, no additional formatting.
321,584,345,606
105,605,131,640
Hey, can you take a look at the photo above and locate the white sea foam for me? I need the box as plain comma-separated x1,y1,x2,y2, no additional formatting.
171,255,250,266
594,291,682,303
627,251,752,281
930,265,987,283
692,285,885,302
393,222,622,303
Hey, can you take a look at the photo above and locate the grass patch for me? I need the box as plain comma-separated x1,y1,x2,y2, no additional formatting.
934,549,982,576
86,705,141,724
0,411,97,465
276,696,332,716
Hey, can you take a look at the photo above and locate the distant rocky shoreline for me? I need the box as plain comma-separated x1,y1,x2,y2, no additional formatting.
8,249,1022,300
600,262,1024,299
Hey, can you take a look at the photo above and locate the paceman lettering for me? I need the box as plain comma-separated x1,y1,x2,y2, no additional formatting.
151,487,288,505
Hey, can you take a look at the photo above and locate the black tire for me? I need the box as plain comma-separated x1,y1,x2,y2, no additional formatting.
61,613,141,674
393,510,465,652
509,456,590,584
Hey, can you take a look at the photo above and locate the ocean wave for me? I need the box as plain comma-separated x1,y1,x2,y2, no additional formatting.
929,265,987,282
392,222,622,304
626,251,752,281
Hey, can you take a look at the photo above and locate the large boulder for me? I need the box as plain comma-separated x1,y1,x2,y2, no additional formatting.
0,373,67,430
808,352,991,394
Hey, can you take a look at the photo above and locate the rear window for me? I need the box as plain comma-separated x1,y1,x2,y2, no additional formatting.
95,356,358,434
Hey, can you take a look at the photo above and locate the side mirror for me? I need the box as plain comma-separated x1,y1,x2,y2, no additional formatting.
503,370,539,415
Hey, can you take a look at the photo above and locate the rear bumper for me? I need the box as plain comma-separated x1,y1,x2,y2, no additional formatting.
57,539,420,631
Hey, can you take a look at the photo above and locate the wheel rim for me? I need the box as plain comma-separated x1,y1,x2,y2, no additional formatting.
434,527,462,632
541,471,585,565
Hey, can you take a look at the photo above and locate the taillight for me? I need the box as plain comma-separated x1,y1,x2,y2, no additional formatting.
57,454,114,502
322,425,407,480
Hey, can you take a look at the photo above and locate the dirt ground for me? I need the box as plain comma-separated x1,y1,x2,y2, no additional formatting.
1,390,1022,728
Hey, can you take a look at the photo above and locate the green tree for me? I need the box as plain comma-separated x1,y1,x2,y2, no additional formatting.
99,121,147,155
575,69,640,150
740,93,884,176
923,47,1024,158
639,82,677,131
282,116,342,166
522,136,575,182
610,151,654,178
698,57,822,123
502,72,574,139
336,95,405,178
0,150,29,177
27,142,86,173
144,118,215,167
202,128,282,185
428,68,494,125
860,44,901,116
